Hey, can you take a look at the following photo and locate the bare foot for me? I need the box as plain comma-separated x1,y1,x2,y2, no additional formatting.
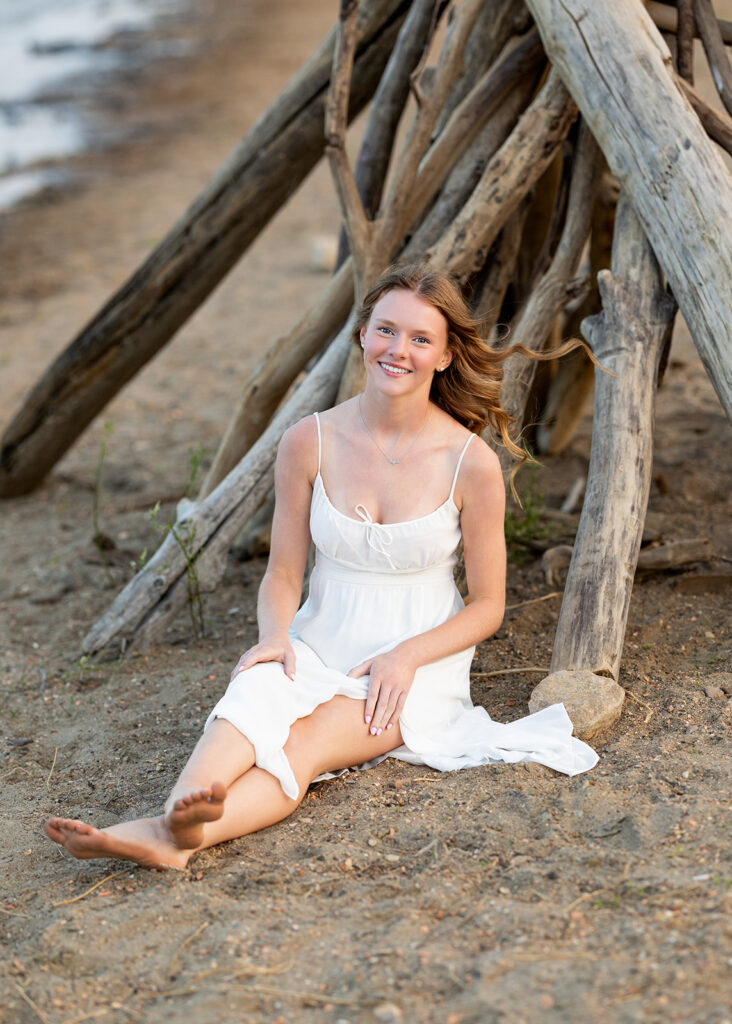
44,816,189,870
165,781,227,850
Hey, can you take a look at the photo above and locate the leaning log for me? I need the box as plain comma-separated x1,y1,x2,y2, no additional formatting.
545,193,677,683
83,322,354,655
525,0,732,421
427,70,577,284
0,0,409,498
494,121,600,472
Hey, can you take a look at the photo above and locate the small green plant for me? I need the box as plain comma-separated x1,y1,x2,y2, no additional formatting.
130,546,148,573
148,502,205,637
185,443,206,498
504,466,547,563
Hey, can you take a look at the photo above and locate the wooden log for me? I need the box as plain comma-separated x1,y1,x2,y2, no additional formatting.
525,0,732,422
335,0,444,267
198,260,354,498
473,199,531,335
547,193,677,681
648,0,732,44
82,321,354,655
406,65,540,256
695,0,732,115
676,0,696,84
542,537,712,586
427,70,578,284
0,0,409,498
440,0,532,125
536,169,618,455
494,121,601,472
677,73,732,158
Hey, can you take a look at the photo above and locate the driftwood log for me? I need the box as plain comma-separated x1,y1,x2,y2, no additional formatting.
545,193,676,682
525,0,732,422
0,0,409,498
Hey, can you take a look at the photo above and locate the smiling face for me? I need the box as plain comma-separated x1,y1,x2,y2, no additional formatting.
360,288,452,394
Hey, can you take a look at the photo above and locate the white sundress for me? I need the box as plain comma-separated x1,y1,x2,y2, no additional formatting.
205,412,599,799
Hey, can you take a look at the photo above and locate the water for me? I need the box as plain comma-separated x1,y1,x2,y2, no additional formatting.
0,0,191,208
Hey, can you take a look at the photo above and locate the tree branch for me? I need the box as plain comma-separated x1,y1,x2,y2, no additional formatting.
335,0,444,268
325,0,372,296
694,0,732,115
677,73,732,157
427,69,577,284
676,0,696,83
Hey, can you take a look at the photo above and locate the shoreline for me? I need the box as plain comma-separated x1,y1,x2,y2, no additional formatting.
0,0,339,469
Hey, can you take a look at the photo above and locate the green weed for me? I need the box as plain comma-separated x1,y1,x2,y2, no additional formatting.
148,502,205,638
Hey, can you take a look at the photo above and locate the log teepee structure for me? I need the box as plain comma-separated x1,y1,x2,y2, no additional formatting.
2,0,731,738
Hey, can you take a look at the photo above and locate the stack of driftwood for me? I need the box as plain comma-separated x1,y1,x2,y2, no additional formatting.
2,0,731,737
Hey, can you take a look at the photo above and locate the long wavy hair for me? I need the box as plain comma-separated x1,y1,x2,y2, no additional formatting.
355,263,565,452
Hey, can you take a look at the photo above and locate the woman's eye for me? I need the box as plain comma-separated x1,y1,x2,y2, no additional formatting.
414,336,430,345
377,326,393,335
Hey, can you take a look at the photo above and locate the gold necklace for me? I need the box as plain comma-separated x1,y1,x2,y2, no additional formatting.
358,395,430,465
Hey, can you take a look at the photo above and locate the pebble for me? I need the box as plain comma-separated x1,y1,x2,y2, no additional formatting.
385,854,400,863
373,1002,403,1023
703,685,725,700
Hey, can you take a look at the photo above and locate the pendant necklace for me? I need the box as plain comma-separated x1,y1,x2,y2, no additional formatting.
358,395,430,465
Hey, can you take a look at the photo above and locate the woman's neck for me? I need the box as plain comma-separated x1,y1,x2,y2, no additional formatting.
359,386,432,439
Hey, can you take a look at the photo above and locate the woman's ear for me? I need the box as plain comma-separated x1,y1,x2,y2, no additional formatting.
439,350,453,371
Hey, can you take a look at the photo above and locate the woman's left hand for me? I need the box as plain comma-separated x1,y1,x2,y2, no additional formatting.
347,646,417,736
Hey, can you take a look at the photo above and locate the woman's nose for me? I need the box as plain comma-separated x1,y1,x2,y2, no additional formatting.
388,331,409,357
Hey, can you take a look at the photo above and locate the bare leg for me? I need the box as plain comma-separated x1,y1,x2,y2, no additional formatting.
45,718,257,869
164,720,255,849
44,696,403,868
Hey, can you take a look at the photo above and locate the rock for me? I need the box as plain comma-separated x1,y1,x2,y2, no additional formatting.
528,669,625,741
703,685,726,701
373,1002,403,1023
705,672,732,695
541,545,573,587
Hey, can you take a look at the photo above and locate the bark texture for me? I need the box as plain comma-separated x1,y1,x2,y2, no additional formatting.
548,193,676,681
525,0,732,422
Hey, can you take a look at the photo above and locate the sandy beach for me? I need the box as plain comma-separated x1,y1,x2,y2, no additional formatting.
1,1,731,1021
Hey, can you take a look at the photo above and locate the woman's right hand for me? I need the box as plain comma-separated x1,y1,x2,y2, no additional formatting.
229,636,296,683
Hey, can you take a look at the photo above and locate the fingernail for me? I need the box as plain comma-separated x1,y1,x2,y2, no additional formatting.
370,727,376,736
386,723,393,730
377,728,382,736
365,715,371,724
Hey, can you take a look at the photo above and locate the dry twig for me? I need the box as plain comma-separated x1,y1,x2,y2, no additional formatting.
52,871,125,907
505,591,563,611
46,746,58,790
470,666,549,678
625,689,654,724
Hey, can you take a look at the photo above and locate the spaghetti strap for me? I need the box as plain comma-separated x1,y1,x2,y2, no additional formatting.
313,411,322,473
449,433,474,501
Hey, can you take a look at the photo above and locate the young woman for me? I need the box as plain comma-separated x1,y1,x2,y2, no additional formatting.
45,264,598,869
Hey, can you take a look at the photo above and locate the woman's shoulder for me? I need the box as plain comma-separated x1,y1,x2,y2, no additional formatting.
277,414,320,477
447,425,503,507
432,407,498,468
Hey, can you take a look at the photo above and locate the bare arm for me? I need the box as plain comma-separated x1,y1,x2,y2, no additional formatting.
229,417,316,681
349,437,506,731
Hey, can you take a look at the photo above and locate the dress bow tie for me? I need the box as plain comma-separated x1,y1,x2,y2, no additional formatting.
354,504,396,569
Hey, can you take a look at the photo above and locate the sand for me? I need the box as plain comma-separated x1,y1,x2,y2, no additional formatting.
1,2,730,1021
